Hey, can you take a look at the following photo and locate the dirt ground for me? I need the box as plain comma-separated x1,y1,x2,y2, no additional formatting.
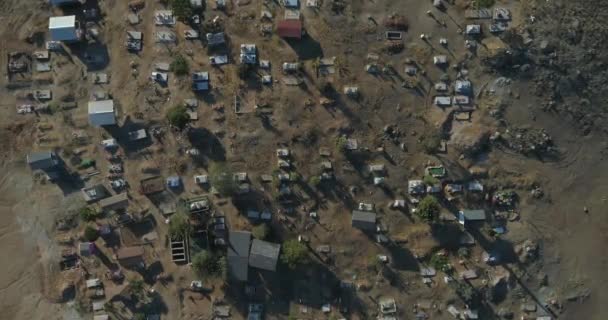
1,0,608,319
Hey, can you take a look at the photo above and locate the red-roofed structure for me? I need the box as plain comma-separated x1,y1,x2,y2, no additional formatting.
277,20,302,39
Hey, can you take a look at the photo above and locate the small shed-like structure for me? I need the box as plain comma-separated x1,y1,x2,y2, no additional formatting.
115,246,144,267
352,210,377,231
99,193,129,211
458,209,486,225
435,82,448,92
79,242,96,256
190,0,203,8
433,55,448,65
88,100,116,126
249,239,281,272
283,0,300,8
465,24,482,35
206,32,226,46
408,180,426,195
27,151,59,171
192,72,210,91
140,176,165,195
227,231,252,281
452,95,470,106
49,16,79,41
81,184,108,203
277,20,302,39
434,96,452,107
455,80,472,95
240,44,257,64
50,0,85,5
284,0,299,8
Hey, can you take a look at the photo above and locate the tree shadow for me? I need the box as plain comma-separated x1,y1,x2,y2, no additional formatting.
286,36,324,60
70,42,111,71
187,127,226,162
384,242,420,272
430,222,464,251
53,164,86,196
141,261,164,285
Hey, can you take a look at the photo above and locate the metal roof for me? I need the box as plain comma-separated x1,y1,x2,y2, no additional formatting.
460,209,486,220
249,239,280,271
277,20,302,39
99,193,128,210
27,151,58,170
88,99,114,114
116,246,144,259
352,210,376,223
228,231,252,281
49,16,75,29
88,100,116,126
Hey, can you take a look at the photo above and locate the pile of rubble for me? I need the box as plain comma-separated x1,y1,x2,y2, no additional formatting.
492,127,554,156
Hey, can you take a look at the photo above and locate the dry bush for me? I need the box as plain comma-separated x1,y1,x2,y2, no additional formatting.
383,41,404,54
384,15,409,31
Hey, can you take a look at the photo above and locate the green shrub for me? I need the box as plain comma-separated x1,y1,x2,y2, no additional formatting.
171,0,192,21
289,172,301,181
430,253,451,272
281,239,309,269
476,0,495,8
166,105,190,129
252,224,269,240
170,54,189,75
422,133,441,154
168,213,190,238
84,225,99,241
417,195,440,222
79,207,100,222
129,279,145,299
209,162,236,196
367,254,383,271
423,174,439,186
192,251,226,278
335,136,348,153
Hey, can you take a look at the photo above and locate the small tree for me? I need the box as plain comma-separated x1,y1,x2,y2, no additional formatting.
192,251,222,278
281,239,309,269
417,195,440,222
335,136,348,154
430,253,451,272
169,213,190,239
171,0,192,21
422,174,439,186
129,279,145,300
170,54,189,75
367,254,383,271
166,105,190,129
252,224,269,240
80,206,99,222
422,133,441,154
476,0,495,9
209,162,236,196
84,225,99,241
289,172,301,182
